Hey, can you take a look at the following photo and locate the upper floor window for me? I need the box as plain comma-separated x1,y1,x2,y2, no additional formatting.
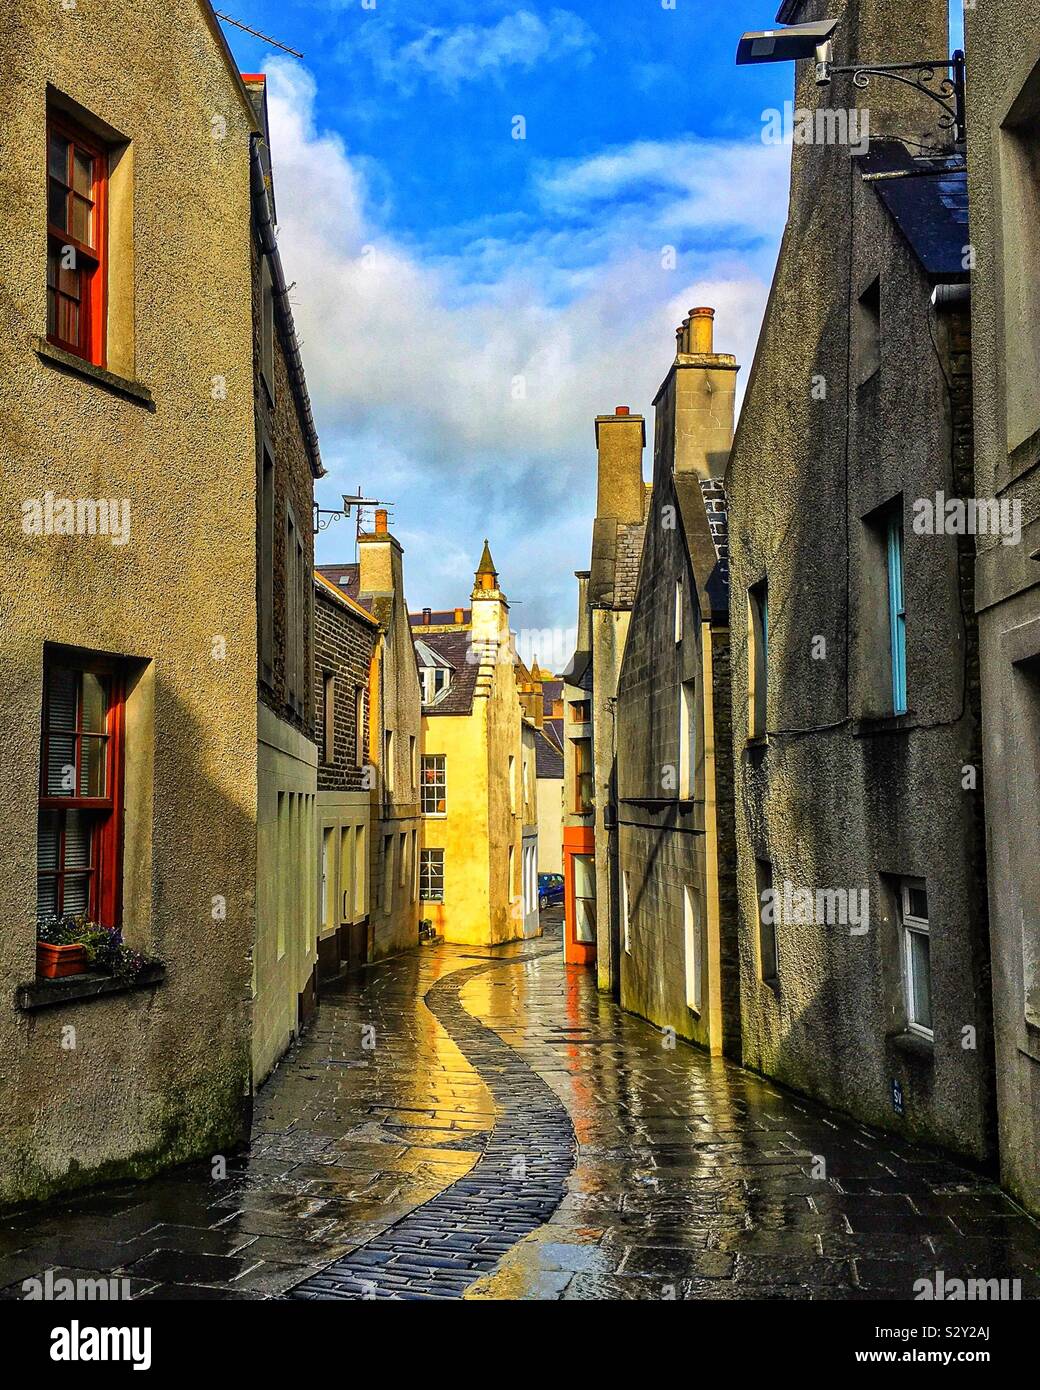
421,754,446,815
885,508,907,714
748,579,768,739
38,656,125,928
675,578,683,644
419,665,451,704
384,729,394,794
322,670,335,764
856,276,881,385
570,699,590,723
355,684,366,766
573,737,593,814
47,113,107,366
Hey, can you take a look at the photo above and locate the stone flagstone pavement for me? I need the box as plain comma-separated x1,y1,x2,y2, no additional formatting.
2,914,1039,1301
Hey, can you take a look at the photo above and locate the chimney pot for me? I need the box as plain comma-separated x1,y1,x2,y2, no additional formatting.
422,607,431,624
374,508,388,534
689,306,715,354
615,405,630,416
453,607,464,624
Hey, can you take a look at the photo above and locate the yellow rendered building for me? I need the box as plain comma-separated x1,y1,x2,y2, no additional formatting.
412,544,533,946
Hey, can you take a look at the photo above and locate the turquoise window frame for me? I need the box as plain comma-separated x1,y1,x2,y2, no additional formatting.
886,512,907,714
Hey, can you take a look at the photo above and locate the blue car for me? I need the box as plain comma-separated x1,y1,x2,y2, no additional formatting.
538,872,564,910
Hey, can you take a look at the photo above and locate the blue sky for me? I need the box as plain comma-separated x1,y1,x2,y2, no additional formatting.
219,0,963,658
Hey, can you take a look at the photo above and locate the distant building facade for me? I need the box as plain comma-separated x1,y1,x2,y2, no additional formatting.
313,571,378,979
412,545,528,945
317,511,422,962
615,309,741,1057
562,411,649,988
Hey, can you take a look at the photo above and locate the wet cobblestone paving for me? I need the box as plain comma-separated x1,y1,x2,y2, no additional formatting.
2,917,1040,1301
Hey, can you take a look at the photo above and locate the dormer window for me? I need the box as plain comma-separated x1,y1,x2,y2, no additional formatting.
415,639,453,707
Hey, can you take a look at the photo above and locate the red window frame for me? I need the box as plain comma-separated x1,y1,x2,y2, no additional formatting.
38,656,125,928
46,111,108,367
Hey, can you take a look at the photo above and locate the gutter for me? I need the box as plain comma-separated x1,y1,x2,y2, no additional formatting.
250,134,324,479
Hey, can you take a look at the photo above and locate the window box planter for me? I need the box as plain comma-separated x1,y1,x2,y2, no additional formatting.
36,942,89,979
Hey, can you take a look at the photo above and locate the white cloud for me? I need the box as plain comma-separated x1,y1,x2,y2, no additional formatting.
265,61,787,625
348,9,596,94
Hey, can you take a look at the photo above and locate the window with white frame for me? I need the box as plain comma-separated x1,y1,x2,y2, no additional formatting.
622,869,632,954
675,578,683,644
420,848,444,902
421,754,446,815
899,878,932,1038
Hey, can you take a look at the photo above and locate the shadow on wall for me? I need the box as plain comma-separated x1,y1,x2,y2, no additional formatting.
3,672,257,1211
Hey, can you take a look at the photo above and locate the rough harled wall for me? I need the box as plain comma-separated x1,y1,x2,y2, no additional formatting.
535,776,563,873
252,186,319,1084
965,0,1040,1212
617,471,711,1048
0,0,258,1204
362,536,422,960
592,608,628,994
484,640,525,947
726,0,993,1160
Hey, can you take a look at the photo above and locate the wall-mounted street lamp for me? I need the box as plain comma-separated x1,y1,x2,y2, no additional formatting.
736,18,966,146
313,489,394,537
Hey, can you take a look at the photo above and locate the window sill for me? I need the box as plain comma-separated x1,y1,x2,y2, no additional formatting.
853,711,917,738
887,1028,935,1060
15,962,165,1012
34,337,155,410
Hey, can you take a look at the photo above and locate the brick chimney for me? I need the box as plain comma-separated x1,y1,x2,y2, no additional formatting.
660,307,739,481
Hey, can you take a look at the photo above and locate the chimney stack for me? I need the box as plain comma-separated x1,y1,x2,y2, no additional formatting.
594,407,645,524
358,508,402,597
667,307,739,481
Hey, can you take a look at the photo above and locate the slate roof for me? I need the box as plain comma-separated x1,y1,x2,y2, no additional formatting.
316,563,363,606
542,717,564,753
541,679,563,716
313,570,379,628
413,630,481,716
857,141,969,283
535,728,564,779
563,650,594,694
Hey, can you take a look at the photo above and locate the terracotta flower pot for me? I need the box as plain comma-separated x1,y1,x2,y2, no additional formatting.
37,942,89,979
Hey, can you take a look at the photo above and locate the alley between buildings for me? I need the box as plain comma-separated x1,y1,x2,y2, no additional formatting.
3,917,1039,1302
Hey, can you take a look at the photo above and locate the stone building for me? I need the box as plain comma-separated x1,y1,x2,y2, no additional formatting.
411,545,528,945
964,0,1040,1212
726,0,992,1160
615,309,741,1057
516,659,543,937
0,2,261,1204
562,412,649,988
313,570,378,979
316,512,422,961
248,74,323,1086
532,665,564,877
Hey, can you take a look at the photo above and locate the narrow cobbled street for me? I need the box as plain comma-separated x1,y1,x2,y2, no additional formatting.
4,916,1039,1302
